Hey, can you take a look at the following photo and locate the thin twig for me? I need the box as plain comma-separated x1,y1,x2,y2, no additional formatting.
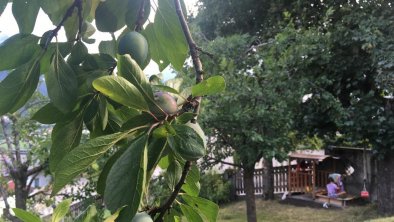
151,161,191,222
44,0,83,49
206,156,242,168
196,46,214,59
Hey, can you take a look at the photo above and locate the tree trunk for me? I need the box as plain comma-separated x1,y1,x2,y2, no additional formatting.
243,167,257,222
11,167,29,210
377,153,394,215
263,158,275,200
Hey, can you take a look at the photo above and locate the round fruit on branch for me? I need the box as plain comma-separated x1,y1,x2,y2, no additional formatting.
118,31,148,67
152,91,178,116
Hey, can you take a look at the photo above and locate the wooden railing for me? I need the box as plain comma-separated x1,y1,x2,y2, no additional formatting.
231,166,289,195
231,166,331,196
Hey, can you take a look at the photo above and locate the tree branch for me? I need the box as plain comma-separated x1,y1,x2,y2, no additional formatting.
44,0,83,49
134,0,147,32
206,156,242,168
0,185,17,221
151,161,191,222
27,171,41,193
1,116,15,164
173,0,204,121
9,115,21,165
27,162,48,177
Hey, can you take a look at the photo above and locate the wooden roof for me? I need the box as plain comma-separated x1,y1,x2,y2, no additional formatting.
289,153,334,162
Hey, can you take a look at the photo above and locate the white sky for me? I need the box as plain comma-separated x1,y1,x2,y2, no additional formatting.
0,0,198,76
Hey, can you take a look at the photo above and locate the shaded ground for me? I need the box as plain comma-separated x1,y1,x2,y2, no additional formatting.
217,198,383,222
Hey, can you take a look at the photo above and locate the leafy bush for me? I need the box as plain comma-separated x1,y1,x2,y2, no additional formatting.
199,171,232,204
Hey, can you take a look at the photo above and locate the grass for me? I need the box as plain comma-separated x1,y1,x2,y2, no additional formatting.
217,199,389,222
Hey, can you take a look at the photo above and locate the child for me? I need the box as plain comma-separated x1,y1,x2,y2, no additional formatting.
327,177,346,198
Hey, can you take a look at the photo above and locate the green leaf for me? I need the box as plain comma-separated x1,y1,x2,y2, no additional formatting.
67,41,88,65
95,0,128,32
180,204,204,222
49,112,83,172
74,205,98,222
52,132,130,195
64,9,79,41
147,138,167,173
104,135,148,222
166,159,182,190
81,22,96,39
163,209,182,222
40,0,73,24
12,208,41,222
181,195,219,222
143,24,170,71
92,75,149,111
181,164,200,196
82,53,116,71
192,76,226,97
168,125,206,161
77,70,107,96
153,85,180,94
99,40,117,57
32,103,66,124
151,0,188,70
99,95,109,130
45,50,78,113
158,155,170,169
121,112,155,131
96,146,127,196
52,199,72,222
125,0,151,30
0,34,40,71
103,207,124,222
0,60,40,115
0,0,7,16
40,42,73,73
85,0,100,22
152,122,176,139
117,54,154,100
12,0,40,34
176,113,195,124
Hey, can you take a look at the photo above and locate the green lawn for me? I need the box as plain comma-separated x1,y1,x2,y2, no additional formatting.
217,199,392,222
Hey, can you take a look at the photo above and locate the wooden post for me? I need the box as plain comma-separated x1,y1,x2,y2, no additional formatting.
312,160,316,199
288,157,291,194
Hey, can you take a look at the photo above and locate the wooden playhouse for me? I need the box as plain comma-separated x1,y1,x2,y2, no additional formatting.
287,153,356,206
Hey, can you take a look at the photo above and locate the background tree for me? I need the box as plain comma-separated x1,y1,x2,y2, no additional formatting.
188,34,305,222
0,93,49,221
194,0,394,216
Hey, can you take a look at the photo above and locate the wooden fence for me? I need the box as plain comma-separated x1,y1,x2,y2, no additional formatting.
231,166,332,196
231,166,289,196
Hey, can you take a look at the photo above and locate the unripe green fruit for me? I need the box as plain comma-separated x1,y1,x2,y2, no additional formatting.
118,31,148,67
131,212,153,222
153,92,178,115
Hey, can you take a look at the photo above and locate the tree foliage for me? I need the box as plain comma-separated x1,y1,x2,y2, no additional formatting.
0,0,225,221
194,0,394,216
